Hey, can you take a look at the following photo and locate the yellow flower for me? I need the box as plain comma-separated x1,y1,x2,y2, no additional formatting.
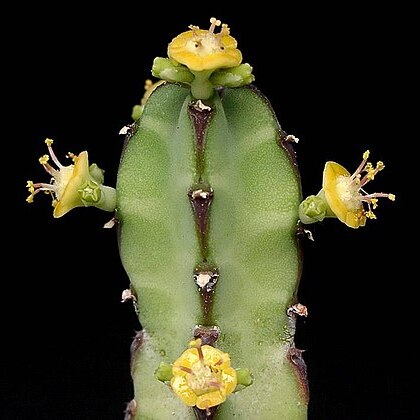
27,138,116,217
168,17,242,72
170,339,237,410
323,150,395,228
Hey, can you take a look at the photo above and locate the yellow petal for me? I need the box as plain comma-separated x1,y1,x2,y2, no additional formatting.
172,348,199,377
168,29,242,72
196,390,225,410
222,367,237,396
202,345,225,365
53,151,89,218
323,161,365,228
170,376,197,407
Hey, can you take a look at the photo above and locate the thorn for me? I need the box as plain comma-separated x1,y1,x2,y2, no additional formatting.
303,229,314,241
103,217,116,229
193,99,212,112
119,126,130,135
194,270,219,292
287,303,308,317
124,399,137,420
121,288,137,303
121,288,139,314
119,125,131,135
285,134,299,143
119,122,137,137
191,188,213,199
297,224,314,241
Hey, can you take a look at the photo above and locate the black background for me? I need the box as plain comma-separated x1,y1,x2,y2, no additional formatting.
3,5,415,419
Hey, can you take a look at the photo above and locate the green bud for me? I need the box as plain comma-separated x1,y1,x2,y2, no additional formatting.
152,57,194,84
210,63,255,88
236,368,253,387
155,362,173,382
299,194,328,224
132,104,143,121
89,163,105,184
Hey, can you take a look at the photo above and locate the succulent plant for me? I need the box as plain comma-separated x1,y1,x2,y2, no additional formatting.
26,17,394,420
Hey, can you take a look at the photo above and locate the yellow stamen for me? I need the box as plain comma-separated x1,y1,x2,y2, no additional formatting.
209,17,221,34
44,138,54,146
366,164,376,180
388,194,396,201
26,195,34,203
189,339,202,348
363,150,370,160
39,155,49,165
67,152,77,162
220,23,230,36
26,180,35,193
376,161,385,171
365,210,377,219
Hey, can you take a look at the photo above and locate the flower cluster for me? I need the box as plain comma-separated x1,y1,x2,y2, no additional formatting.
26,138,116,217
151,18,254,100
299,151,395,228
170,339,237,410
168,17,242,72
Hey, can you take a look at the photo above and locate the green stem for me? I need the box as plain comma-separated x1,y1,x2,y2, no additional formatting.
316,189,335,217
95,185,117,212
191,70,214,100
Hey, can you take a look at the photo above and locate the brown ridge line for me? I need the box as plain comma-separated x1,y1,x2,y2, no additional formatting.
287,346,309,404
193,406,218,419
193,264,219,325
188,100,213,157
188,99,220,326
193,325,220,346
188,187,214,259
130,330,144,376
